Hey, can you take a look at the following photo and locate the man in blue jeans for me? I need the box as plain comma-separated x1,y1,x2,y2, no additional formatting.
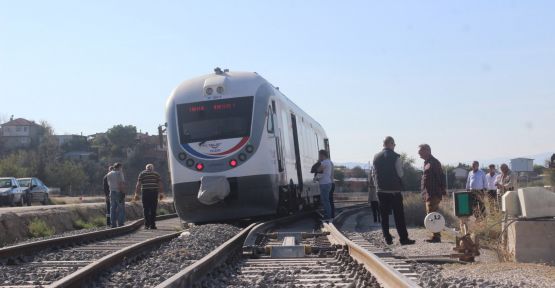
317,150,334,221
106,162,126,228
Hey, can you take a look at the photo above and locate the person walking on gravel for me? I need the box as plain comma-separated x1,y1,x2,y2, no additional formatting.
372,136,415,245
107,162,126,228
418,144,446,243
102,165,114,226
317,150,334,221
134,164,164,229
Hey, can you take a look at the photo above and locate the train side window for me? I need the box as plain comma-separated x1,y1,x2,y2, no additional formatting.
276,137,284,172
267,106,274,133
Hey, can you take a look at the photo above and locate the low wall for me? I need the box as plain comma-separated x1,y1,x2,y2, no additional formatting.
0,201,176,246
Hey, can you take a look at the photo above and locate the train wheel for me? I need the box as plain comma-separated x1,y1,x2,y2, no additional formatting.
277,205,289,217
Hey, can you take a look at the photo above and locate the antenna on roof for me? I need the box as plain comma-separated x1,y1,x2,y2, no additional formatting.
224,69,229,72
214,67,223,75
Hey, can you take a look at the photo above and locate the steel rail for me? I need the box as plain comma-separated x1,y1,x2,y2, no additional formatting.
324,207,420,288
0,213,177,260
49,231,182,288
155,223,257,288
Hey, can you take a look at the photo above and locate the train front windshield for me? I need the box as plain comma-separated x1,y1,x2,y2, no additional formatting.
177,96,254,144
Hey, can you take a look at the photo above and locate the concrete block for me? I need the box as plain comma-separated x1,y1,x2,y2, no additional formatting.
507,220,555,264
502,190,520,217
518,187,555,218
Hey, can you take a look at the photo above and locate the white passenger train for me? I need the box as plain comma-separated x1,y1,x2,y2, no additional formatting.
166,68,330,223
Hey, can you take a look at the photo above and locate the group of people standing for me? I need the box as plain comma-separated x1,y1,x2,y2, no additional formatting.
102,163,164,229
370,136,519,245
466,161,517,217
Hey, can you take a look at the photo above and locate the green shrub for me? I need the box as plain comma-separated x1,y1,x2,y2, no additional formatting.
28,218,55,237
48,197,66,205
73,219,94,229
74,216,106,229
157,207,170,216
402,192,457,227
545,168,555,187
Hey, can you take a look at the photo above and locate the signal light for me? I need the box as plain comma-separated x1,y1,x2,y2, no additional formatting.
229,159,238,167
196,163,204,171
238,153,247,161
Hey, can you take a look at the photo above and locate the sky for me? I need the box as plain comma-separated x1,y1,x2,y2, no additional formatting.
1,1,554,167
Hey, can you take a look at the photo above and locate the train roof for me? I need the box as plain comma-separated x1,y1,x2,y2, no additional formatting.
168,69,325,132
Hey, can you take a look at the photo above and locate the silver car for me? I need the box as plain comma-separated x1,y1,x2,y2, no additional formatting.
0,177,27,207
17,177,49,205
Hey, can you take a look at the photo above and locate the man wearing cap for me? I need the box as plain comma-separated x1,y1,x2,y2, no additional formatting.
106,162,126,227
134,164,164,229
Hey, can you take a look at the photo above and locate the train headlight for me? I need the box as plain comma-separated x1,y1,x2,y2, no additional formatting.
229,159,238,168
178,153,187,160
216,86,224,94
196,163,204,171
205,87,213,95
186,159,195,167
238,153,247,161
245,145,254,153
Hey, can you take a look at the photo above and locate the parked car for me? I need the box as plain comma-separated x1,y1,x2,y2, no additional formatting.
17,177,49,205
0,177,28,207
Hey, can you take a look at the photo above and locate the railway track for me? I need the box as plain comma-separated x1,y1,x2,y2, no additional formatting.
157,205,420,288
0,214,182,287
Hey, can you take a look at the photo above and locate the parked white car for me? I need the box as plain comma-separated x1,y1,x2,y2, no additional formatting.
0,177,27,207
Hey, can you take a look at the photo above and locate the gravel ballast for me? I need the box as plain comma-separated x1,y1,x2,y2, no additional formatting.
89,224,241,288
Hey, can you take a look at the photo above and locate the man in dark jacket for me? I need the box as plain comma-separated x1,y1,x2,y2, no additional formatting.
418,144,446,243
102,166,114,226
372,136,415,245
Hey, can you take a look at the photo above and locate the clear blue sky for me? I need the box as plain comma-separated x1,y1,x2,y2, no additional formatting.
1,1,554,166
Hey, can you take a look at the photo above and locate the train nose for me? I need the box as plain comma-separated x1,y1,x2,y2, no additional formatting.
197,176,230,205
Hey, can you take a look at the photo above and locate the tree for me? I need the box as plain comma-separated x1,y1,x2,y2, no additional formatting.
400,153,422,191
106,125,137,157
45,161,87,195
0,152,34,178
61,137,90,153
350,166,367,178
533,164,545,175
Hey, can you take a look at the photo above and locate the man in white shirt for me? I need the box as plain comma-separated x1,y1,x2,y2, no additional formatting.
485,164,500,211
317,150,333,221
107,162,126,228
466,161,487,218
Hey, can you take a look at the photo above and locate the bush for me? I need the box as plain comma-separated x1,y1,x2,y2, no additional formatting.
402,192,457,227
28,218,55,237
157,207,170,216
73,216,106,229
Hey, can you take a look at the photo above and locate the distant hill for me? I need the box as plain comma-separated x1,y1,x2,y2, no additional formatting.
478,152,553,167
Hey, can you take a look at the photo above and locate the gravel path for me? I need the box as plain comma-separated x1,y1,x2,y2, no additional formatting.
89,224,241,288
343,211,555,288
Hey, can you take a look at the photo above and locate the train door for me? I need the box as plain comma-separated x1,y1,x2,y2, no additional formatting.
270,101,284,173
290,114,303,191
324,138,330,158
